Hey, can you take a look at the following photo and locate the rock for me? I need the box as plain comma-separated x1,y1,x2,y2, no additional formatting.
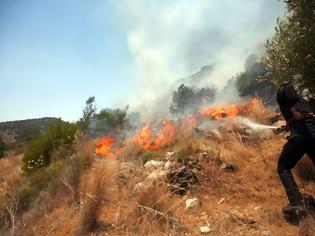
253,205,261,211
199,226,211,234
185,197,200,209
220,162,235,172
165,151,176,159
198,152,208,161
200,152,208,157
144,160,163,171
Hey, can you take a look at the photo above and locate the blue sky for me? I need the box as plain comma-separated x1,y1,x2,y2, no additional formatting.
0,0,136,121
0,0,285,122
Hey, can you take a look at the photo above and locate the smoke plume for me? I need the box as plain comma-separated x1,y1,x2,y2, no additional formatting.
114,0,284,117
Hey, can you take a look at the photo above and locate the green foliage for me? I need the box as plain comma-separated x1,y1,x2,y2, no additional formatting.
97,106,129,130
170,84,216,115
236,55,276,101
77,96,97,131
22,121,77,173
263,0,315,100
0,136,5,158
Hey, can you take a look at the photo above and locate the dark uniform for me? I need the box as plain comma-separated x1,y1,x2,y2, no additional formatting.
276,82,315,214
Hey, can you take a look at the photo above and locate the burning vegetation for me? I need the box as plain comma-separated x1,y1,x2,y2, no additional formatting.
1,0,314,234
1,93,314,236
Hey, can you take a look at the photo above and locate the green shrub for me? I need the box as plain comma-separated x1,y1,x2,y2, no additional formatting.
0,136,6,158
22,121,77,173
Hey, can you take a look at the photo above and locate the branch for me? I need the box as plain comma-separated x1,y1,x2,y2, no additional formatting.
136,202,179,223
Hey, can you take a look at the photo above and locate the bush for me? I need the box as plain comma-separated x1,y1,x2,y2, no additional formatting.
0,136,6,158
22,121,77,173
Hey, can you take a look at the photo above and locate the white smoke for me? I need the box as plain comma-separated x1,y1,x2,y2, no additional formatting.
114,0,284,117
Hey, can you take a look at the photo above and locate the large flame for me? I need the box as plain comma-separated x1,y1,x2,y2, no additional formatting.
133,121,176,151
94,98,262,154
95,136,116,157
200,98,260,120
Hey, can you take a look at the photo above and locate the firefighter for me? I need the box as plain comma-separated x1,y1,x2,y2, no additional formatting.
276,82,315,215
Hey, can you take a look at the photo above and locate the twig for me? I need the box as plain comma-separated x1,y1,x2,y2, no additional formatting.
59,176,75,200
136,202,179,223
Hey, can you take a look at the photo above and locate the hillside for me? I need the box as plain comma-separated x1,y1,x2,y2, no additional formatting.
0,101,314,236
0,117,60,141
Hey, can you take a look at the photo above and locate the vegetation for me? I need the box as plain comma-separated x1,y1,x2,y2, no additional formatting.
22,121,77,173
0,117,60,142
77,96,97,131
78,96,132,136
236,55,276,102
0,136,5,158
170,84,216,115
263,0,315,101
96,107,129,131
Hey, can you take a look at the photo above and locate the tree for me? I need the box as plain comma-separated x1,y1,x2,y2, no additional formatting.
169,84,216,115
263,0,315,101
77,96,97,131
96,107,129,131
236,54,276,102
170,84,195,115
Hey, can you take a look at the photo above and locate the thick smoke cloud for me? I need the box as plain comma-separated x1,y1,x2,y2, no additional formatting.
114,0,284,117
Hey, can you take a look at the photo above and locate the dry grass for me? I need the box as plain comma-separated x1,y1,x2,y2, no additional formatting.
1,102,314,236
78,159,119,234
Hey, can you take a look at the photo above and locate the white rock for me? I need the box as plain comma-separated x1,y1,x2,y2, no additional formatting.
253,205,261,211
144,160,163,171
165,151,176,159
185,197,200,210
200,152,208,157
199,226,211,234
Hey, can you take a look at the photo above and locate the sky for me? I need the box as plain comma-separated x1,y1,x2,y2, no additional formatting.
0,0,285,122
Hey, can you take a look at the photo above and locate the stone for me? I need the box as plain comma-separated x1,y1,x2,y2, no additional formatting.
185,197,200,209
199,226,211,234
165,151,176,159
220,162,235,172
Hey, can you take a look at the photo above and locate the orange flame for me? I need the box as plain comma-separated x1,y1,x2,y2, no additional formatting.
133,121,176,151
95,136,116,157
200,98,260,120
